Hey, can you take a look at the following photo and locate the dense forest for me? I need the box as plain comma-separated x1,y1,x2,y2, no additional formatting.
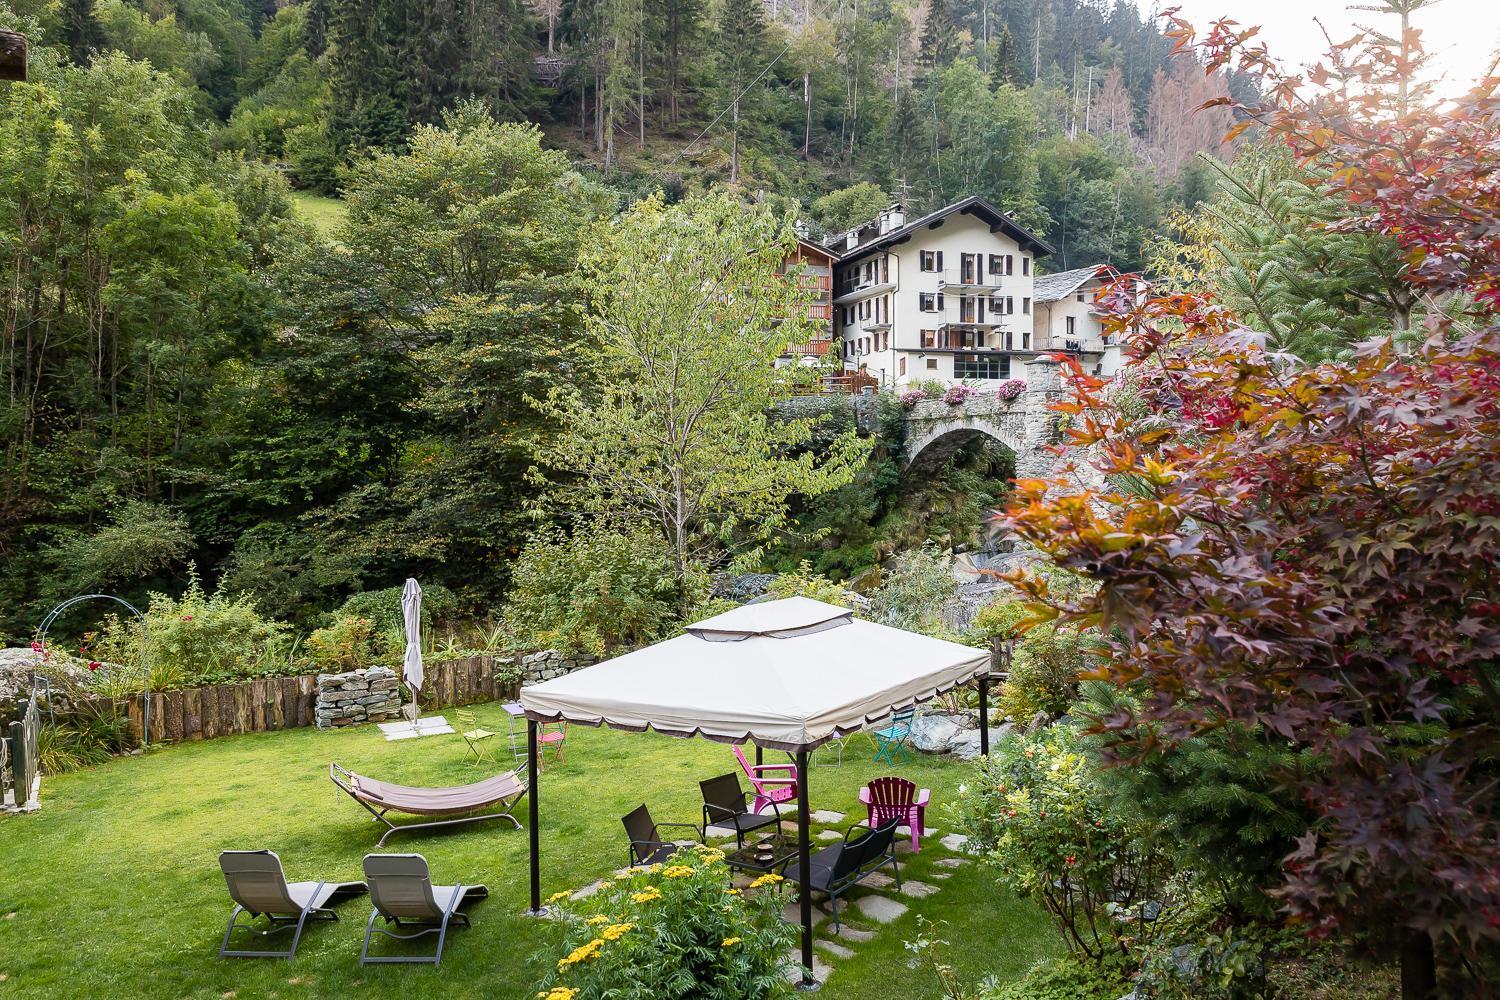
0,0,1255,640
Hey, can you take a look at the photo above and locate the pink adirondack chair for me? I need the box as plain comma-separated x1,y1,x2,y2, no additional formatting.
732,745,798,814
859,776,930,852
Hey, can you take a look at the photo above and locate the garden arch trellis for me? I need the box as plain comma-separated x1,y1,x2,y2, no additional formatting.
33,594,154,747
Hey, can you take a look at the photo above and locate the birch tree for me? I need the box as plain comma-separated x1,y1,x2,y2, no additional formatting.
533,193,870,589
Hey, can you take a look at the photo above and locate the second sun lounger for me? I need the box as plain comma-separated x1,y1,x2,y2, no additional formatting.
329,763,528,846
360,853,487,965
218,850,367,959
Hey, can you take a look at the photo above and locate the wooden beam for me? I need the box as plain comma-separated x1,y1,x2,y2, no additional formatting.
0,30,26,82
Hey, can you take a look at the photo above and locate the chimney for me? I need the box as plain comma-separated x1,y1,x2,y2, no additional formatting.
878,203,906,234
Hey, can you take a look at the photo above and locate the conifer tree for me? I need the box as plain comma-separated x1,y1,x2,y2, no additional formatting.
58,0,102,64
919,0,959,70
711,0,770,183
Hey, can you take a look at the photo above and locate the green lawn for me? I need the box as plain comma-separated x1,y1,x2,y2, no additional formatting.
0,708,1059,998
289,191,347,237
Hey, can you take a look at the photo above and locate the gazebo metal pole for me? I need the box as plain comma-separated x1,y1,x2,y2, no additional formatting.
796,747,815,989
528,719,541,913
978,676,990,757
756,745,763,767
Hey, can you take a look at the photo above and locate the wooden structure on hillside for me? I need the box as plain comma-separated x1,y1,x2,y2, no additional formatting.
0,29,26,81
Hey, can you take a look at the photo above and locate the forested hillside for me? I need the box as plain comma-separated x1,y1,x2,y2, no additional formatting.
0,0,1252,640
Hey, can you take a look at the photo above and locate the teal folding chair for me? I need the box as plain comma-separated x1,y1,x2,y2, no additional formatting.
872,707,915,766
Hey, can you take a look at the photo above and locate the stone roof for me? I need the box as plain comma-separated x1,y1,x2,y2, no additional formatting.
1033,265,1111,303
830,196,1055,263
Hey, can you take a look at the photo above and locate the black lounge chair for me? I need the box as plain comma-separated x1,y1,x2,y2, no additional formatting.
787,819,901,931
621,804,703,867
700,772,781,849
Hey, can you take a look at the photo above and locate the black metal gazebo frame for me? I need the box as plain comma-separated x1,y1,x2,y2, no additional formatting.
520,637,1011,989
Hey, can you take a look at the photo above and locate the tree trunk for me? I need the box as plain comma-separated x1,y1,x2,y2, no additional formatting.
1400,930,1435,1000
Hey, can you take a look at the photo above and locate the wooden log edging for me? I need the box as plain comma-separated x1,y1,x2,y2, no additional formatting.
112,654,519,744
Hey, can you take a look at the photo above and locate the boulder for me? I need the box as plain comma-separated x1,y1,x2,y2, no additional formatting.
910,713,962,753
950,723,1015,760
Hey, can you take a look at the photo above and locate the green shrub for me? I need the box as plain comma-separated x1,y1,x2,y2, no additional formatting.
91,571,292,690
955,723,1175,962
983,953,1135,1000
970,575,1104,723
502,524,684,657
538,845,795,1000
765,561,850,605
867,544,960,637
304,616,382,672
1080,682,1314,921
335,584,458,633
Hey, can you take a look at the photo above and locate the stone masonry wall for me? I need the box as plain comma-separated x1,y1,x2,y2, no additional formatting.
521,649,596,686
315,665,402,729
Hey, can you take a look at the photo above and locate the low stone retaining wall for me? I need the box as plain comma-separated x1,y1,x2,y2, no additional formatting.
315,666,402,729
521,649,596,685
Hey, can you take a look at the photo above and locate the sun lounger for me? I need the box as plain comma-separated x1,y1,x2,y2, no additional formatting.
360,853,487,965
330,763,528,847
218,850,366,959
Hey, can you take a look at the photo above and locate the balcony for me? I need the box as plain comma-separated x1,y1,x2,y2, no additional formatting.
936,269,1004,293
833,277,895,306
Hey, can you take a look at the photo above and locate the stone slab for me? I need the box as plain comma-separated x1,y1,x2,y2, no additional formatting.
781,954,832,985
815,939,854,959
782,902,828,927
858,872,895,890
809,810,845,824
898,880,940,899
939,833,969,852
817,830,842,841
854,894,908,924
936,857,969,869
826,923,876,942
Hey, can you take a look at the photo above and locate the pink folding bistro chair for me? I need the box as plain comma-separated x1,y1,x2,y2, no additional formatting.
537,721,567,770
732,744,798,814
860,776,930,852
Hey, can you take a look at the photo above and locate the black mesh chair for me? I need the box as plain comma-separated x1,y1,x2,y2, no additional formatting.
621,804,703,867
787,818,901,931
700,772,781,849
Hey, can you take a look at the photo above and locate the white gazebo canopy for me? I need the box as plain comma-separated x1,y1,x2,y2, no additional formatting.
519,596,989,752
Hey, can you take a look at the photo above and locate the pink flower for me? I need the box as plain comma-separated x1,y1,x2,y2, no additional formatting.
181,614,194,622
1066,855,1076,866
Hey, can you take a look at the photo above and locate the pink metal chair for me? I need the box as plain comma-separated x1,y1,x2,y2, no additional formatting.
732,744,798,813
537,721,567,770
859,776,930,852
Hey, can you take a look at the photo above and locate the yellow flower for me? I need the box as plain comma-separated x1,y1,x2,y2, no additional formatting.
748,873,784,889
630,886,663,904
585,915,610,926
539,989,579,1000
693,845,726,862
601,922,636,941
722,936,742,947
662,865,696,878
613,872,634,881
546,890,573,904
557,938,604,969
723,887,742,896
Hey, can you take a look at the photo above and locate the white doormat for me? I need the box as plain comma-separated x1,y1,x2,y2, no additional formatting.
378,716,455,741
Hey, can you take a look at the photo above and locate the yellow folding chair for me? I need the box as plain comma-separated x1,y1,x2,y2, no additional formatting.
454,709,496,765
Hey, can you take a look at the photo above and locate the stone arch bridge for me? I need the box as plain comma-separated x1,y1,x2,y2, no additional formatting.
901,356,1066,479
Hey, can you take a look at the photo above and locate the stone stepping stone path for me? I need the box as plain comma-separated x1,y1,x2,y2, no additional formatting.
809,809,845,824
815,939,854,959
897,880,939,899
935,856,970,869
939,833,969,852
817,829,842,841
853,893,908,924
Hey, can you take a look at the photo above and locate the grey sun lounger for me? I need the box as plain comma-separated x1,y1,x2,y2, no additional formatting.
218,850,367,959
330,762,529,846
360,853,488,965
